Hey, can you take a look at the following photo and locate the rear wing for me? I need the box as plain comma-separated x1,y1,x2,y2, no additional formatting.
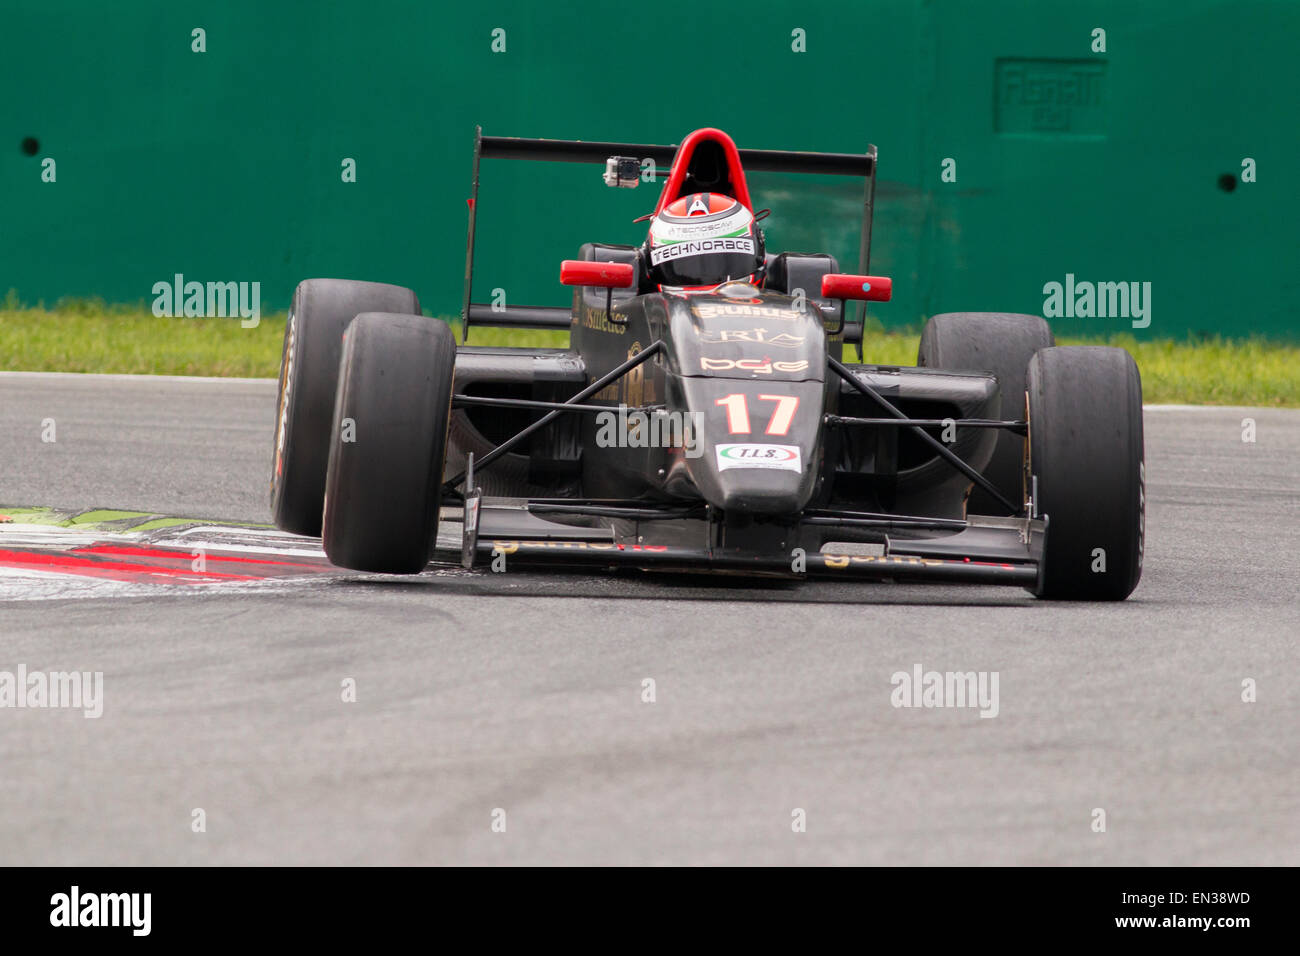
462,127,878,341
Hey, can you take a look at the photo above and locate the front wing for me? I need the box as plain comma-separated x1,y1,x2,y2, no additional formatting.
439,500,1047,589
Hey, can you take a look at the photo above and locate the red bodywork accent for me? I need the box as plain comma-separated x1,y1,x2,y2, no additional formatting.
560,260,636,288
654,128,753,214
821,274,893,302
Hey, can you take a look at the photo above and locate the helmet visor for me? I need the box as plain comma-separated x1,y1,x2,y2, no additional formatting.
649,236,759,287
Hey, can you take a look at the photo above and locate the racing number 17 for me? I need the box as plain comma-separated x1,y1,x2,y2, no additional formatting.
715,393,799,436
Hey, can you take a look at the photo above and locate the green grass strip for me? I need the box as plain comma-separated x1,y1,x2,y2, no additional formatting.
2,298,1296,406
0,505,271,532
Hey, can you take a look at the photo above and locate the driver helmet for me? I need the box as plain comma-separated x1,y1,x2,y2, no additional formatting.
645,193,764,288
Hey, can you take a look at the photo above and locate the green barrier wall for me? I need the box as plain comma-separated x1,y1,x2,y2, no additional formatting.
3,0,1296,338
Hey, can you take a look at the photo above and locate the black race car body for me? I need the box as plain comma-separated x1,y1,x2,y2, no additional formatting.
455,283,1000,524
444,128,1045,588
274,126,1145,599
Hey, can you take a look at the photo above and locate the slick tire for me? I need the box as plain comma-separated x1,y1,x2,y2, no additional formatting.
271,278,421,536
1026,346,1144,601
322,312,455,574
917,312,1054,515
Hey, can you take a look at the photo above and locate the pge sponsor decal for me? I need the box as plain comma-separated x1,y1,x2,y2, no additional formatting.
693,302,804,321
700,358,808,374
698,329,805,347
715,443,802,473
650,237,755,266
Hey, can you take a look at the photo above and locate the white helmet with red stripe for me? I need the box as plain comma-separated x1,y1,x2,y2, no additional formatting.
646,193,764,288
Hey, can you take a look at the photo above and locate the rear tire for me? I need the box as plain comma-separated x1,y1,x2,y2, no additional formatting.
917,312,1054,514
322,313,455,574
1027,346,1144,600
271,278,420,536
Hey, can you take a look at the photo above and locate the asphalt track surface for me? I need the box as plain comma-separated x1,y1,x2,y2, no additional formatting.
0,371,1296,865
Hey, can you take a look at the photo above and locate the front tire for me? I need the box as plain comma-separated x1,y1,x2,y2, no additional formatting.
271,278,420,536
1027,346,1144,600
322,313,456,574
917,312,1054,515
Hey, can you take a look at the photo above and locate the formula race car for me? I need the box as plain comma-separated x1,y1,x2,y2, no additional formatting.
270,127,1144,599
